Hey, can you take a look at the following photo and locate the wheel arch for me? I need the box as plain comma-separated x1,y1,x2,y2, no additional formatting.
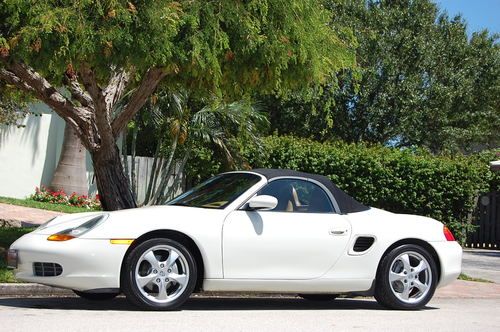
119,229,205,292
377,238,441,282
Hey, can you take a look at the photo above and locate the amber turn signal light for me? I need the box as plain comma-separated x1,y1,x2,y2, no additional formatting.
47,234,75,241
110,239,134,245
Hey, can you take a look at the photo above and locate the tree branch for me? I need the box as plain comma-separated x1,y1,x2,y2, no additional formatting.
5,62,78,116
112,67,166,136
0,68,36,94
79,64,107,113
104,69,130,114
79,63,114,147
0,59,102,150
65,77,94,108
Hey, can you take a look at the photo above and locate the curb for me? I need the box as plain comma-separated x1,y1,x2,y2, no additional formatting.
0,283,299,298
0,283,297,298
0,283,72,296
2,280,500,299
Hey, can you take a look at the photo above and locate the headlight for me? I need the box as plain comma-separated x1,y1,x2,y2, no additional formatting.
47,214,108,241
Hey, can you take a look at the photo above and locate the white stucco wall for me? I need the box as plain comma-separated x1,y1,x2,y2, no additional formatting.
0,104,96,199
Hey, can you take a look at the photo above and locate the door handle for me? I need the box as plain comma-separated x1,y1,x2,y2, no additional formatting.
329,229,348,236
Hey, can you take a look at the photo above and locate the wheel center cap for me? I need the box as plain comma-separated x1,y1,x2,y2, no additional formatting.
159,271,165,276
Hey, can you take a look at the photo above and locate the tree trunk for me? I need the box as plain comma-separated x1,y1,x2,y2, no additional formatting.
91,144,137,211
0,60,166,211
50,124,88,195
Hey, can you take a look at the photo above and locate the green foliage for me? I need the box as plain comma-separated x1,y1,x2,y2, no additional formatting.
458,273,493,283
0,263,17,283
468,150,500,192
267,0,500,153
0,226,33,249
1,0,355,97
242,136,494,242
124,90,269,204
185,145,224,187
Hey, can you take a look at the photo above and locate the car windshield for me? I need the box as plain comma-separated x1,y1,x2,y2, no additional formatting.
167,173,261,209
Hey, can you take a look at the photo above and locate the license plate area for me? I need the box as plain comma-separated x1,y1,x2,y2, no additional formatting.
7,249,18,269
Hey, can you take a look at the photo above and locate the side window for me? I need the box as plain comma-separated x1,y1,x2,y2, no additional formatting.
257,179,334,213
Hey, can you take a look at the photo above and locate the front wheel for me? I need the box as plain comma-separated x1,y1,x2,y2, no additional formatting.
122,238,197,310
374,244,437,310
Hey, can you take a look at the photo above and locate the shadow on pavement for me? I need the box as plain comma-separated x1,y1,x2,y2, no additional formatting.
0,296,437,312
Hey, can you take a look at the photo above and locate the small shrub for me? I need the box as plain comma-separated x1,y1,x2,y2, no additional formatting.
29,186,101,210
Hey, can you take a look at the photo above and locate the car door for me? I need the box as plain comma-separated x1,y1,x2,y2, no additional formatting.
223,178,352,279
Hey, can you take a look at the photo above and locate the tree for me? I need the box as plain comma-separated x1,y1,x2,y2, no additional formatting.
0,0,355,210
267,0,500,153
123,90,268,205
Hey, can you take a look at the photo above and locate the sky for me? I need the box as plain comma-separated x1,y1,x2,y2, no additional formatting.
435,0,500,34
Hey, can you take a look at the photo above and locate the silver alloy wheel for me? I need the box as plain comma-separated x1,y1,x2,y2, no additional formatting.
134,244,190,304
388,251,432,304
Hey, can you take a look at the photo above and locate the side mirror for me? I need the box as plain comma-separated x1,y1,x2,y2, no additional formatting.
247,195,278,211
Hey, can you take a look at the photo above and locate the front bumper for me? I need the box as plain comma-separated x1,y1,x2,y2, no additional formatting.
430,241,462,288
9,232,130,291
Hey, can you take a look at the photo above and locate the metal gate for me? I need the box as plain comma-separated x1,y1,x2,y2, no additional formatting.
466,191,500,249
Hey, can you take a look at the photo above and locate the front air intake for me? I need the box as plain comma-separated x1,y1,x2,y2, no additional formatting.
33,262,63,277
353,236,375,252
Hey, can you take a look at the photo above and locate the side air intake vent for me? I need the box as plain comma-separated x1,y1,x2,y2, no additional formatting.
353,237,375,252
33,262,63,277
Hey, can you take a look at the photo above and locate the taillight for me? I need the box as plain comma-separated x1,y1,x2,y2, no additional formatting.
443,226,455,241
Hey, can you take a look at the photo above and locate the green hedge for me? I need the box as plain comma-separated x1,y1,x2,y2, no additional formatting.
242,136,496,242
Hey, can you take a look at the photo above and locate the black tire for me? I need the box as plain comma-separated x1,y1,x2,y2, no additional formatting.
73,290,119,301
122,238,197,310
299,294,338,301
374,244,438,310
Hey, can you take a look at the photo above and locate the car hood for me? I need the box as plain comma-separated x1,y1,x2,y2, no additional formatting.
32,204,227,238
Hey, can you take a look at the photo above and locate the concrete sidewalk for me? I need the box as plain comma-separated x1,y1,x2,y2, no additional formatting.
435,279,500,298
0,203,64,227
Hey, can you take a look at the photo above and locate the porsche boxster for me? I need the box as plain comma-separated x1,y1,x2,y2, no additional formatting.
8,169,462,310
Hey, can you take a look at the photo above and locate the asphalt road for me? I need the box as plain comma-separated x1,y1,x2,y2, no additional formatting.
1,296,499,332
462,249,500,283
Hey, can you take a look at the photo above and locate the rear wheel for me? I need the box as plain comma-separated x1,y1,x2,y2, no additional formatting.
122,238,197,310
375,244,437,310
73,290,118,301
299,294,338,301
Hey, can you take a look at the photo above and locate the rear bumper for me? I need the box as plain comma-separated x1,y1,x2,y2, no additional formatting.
9,233,129,291
430,241,462,287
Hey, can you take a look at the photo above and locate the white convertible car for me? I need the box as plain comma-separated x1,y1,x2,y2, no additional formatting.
8,169,462,310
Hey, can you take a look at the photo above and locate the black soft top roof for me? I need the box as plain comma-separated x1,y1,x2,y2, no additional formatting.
250,168,369,214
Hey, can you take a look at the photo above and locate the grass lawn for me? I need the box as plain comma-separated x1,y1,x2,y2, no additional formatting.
0,261,18,283
0,196,96,214
458,273,493,283
0,226,35,283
